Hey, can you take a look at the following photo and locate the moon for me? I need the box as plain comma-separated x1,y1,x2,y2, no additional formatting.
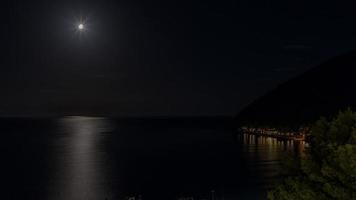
78,23,84,30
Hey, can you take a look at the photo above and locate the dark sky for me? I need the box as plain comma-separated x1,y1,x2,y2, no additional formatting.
2,0,356,116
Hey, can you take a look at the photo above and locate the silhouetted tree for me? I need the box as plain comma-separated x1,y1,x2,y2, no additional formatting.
268,109,356,200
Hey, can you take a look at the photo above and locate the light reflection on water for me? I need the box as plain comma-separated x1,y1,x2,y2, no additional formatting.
2,117,307,200
48,117,114,200
237,134,307,189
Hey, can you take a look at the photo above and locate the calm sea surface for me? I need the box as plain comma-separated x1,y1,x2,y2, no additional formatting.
1,117,306,200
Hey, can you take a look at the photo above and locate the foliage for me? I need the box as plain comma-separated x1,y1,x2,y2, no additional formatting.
268,109,356,200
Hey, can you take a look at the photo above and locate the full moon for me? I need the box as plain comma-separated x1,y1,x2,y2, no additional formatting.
78,24,84,30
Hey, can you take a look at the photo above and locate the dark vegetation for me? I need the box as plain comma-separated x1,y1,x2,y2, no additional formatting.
268,109,356,200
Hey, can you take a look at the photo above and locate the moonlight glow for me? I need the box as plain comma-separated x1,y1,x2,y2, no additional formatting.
78,23,84,30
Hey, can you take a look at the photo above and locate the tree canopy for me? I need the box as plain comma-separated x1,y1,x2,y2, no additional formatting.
268,109,356,200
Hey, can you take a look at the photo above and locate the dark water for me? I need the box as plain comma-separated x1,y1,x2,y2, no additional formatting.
1,117,306,200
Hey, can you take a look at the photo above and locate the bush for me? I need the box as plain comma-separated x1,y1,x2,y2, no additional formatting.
268,109,356,200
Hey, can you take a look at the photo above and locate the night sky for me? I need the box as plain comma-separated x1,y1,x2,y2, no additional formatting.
2,0,356,116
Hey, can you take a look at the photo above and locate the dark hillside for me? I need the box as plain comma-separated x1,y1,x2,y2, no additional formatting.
236,51,356,126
